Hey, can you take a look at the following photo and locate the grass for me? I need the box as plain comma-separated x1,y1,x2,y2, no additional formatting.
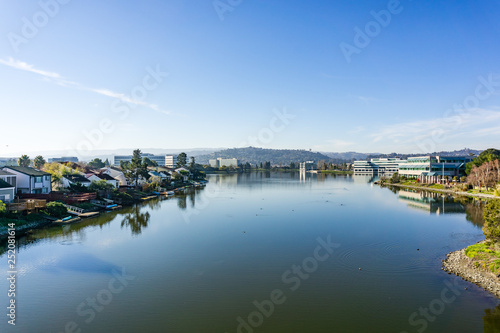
465,242,500,274
0,213,48,228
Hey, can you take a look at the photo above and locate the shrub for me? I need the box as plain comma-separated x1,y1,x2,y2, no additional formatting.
43,201,68,218
0,200,6,216
483,200,500,242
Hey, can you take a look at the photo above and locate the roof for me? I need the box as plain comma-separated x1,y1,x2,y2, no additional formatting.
96,173,116,181
64,174,91,183
3,166,50,177
0,170,15,176
0,179,14,189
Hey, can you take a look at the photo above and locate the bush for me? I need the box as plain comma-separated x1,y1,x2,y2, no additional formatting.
43,201,68,218
483,200,500,242
0,200,6,216
495,188,500,197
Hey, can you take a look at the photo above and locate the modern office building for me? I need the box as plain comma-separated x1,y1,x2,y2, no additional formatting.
353,158,406,175
398,156,473,179
209,158,239,168
165,155,177,168
48,156,79,163
114,154,168,167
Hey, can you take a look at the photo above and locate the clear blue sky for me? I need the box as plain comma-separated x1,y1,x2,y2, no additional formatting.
1,0,499,157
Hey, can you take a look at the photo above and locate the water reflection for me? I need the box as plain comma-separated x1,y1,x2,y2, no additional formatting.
120,205,151,235
484,305,500,333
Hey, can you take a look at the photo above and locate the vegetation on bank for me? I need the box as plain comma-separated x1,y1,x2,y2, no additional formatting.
465,200,500,274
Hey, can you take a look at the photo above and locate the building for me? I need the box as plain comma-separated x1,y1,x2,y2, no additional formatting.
2,166,51,194
48,156,79,163
114,153,168,167
398,156,473,180
353,158,405,175
61,174,92,188
0,170,17,189
165,155,177,168
100,167,128,186
0,179,16,203
209,158,239,168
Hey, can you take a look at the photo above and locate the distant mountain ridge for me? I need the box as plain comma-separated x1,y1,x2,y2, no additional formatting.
195,147,333,165
194,147,485,165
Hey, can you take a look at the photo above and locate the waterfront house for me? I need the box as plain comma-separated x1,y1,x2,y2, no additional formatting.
100,167,128,186
95,173,119,188
2,166,51,194
62,174,91,188
0,179,16,203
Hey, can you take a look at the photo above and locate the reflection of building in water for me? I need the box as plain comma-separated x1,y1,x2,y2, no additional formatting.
353,174,378,184
398,189,465,215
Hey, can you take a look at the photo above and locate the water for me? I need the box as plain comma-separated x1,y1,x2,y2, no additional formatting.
1,172,498,333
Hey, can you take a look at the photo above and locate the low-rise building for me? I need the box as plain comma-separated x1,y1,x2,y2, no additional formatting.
209,158,239,168
398,156,473,180
165,155,177,168
0,179,16,203
62,174,92,188
353,158,405,175
48,156,79,163
2,166,51,194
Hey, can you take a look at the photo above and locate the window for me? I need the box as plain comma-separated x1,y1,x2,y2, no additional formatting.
35,176,42,183
45,175,50,181
42,188,48,194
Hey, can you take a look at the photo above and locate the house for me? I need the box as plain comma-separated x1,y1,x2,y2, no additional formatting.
0,179,16,203
100,167,127,186
95,173,119,188
2,166,51,194
149,171,169,182
62,174,91,188
0,170,17,189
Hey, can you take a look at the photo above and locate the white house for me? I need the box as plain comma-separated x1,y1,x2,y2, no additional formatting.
100,167,127,186
95,173,119,188
2,166,51,194
62,174,91,188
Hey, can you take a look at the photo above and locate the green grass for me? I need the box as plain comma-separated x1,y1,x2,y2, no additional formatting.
465,242,500,274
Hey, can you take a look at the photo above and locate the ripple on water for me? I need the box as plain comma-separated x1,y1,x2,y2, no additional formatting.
334,241,435,278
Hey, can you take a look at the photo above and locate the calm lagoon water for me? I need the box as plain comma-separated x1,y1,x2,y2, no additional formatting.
1,172,499,332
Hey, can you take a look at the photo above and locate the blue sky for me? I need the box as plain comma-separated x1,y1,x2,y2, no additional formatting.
1,0,500,157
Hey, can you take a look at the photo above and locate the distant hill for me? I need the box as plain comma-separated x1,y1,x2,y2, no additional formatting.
321,151,370,162
366,148,483,160
195,147,333,166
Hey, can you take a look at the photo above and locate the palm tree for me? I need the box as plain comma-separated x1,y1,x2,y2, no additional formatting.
18,155,31,167
33,155,46,169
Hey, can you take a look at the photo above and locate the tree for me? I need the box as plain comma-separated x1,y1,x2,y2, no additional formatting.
89,180,114,192
482,200,500,242
43,202,68,218
104,158,111,167
466,148,500,175
189,156,196,170
143,157,158,167
0,200,6,216
33,155,46,169
18,155,31,167
121,149,149,186
177,152,187,168
88,158,105,169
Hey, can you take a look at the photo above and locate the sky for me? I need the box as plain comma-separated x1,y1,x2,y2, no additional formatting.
1,0,500,158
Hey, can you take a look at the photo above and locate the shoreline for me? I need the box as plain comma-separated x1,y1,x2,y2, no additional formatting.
442,242,500,298
382,183,500,200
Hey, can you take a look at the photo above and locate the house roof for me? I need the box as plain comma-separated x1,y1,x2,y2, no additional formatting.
64,174,91,183
0,179,14,189
96,173,116,181
3,166,50,177
0,170,15,176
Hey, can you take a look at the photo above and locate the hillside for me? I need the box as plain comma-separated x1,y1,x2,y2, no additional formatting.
195,147,332,166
